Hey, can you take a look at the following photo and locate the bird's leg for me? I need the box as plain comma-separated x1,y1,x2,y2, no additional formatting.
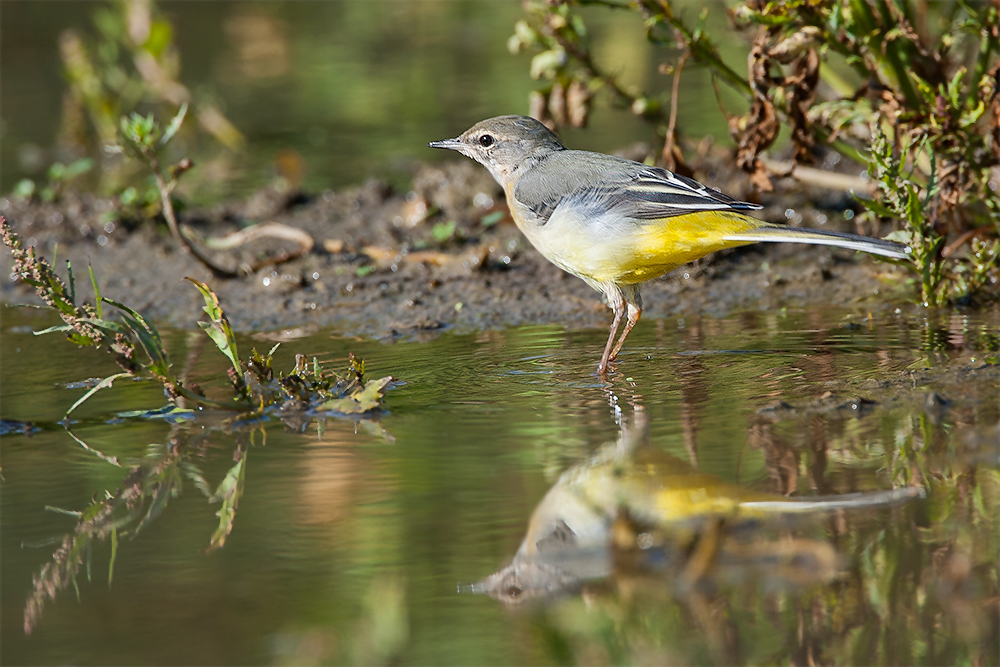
609,286,642,362
598,287,626,374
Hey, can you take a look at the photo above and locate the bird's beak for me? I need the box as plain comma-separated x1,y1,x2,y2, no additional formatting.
428,137,462,151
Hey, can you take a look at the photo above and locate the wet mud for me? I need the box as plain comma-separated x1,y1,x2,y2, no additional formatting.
0,158,915,342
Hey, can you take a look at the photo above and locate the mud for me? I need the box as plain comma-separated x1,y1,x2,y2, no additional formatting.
1,158,915,341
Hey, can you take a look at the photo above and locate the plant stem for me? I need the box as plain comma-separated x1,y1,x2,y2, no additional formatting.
149,157,239,279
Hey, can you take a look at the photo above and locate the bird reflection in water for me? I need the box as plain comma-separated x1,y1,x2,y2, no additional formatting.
470,403,923,606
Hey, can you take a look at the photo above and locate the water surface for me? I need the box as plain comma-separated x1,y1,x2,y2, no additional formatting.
2,304,997,665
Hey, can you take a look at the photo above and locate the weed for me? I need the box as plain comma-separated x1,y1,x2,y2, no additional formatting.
13,159,95,204
58,1,242,156
431,220,459,244
1,216,394,419
4,217,394,637
511,0,1000,305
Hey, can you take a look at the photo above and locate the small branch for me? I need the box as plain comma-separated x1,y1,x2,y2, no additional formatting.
149,157,239,279
761,158,876,195
662,51,690,172
199,222,315,273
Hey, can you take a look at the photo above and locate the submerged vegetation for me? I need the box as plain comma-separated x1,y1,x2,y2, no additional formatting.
511,0,1000,305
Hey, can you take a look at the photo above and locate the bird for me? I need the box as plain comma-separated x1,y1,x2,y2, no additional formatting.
429,115,909,374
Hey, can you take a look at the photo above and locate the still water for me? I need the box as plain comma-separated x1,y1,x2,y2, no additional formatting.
2,304,997,665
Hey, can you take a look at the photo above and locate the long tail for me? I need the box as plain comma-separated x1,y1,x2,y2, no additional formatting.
738,486,925,514
723,222,910,260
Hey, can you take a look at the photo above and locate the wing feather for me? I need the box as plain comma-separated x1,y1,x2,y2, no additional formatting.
516,151,760,224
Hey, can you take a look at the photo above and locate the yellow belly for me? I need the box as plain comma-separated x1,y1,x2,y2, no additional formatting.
614,210,762,283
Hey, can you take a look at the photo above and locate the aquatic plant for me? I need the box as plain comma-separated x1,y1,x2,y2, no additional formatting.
510,0,1000,305
0,216,393,419
3,212,395,635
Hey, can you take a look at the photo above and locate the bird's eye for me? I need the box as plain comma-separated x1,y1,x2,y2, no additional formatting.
478,134,495,148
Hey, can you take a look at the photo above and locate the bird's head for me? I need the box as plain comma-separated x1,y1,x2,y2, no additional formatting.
429,115,564,187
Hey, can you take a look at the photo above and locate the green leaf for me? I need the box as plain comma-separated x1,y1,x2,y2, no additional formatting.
884,230,914,244
13,179,36,199
160,103,188,148
103,297,171,378
145,19,174,58
432,220,457,243
44,505,83,517
319,376,393,414
530,49,567,80
206,453,247,552
67,158,94,180
66,372,133,417
116,404,195,421
88,264,103,319
67,332,95,347
481,211,505,227
185,278,242,377
34,324,75,336
859,197,896,218
66,260,76,305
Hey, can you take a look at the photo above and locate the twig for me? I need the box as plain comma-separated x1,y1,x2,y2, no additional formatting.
199,221,315,273
662,51,690,173
761,157,875,195
149,158,239,278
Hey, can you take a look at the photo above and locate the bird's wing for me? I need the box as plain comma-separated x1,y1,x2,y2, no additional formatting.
515,151,761,224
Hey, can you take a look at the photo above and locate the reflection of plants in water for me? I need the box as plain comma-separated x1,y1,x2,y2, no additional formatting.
24,426,251,635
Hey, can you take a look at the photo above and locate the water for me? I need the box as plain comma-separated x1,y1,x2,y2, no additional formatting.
2,303,998,665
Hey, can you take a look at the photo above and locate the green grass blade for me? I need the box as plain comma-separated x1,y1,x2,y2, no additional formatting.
34,324,75,336
109,528,118,587
185,278,242,376
160,103,188,147
88,263,103,319
102,298,171,378
66,260,76,306
65,372,133,417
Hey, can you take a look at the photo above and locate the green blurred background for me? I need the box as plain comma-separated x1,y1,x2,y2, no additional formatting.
1,0,744,201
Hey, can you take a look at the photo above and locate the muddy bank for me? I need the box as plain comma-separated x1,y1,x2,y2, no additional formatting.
1,158,915,340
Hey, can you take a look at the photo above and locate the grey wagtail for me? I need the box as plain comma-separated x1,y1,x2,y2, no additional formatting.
429,115,909,374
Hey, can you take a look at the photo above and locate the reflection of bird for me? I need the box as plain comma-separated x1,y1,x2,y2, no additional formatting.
472,409,923,604
430,116,909,373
